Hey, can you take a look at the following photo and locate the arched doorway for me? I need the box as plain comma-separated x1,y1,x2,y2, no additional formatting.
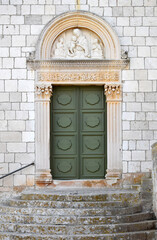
28,11,129,185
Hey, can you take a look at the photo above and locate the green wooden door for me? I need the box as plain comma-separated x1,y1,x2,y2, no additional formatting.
50,86,106,179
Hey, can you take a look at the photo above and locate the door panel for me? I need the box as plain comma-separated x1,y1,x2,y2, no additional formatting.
50,86,106,179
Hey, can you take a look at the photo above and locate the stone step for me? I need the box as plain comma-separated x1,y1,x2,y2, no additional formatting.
21,189,140,203
8,199,127,208
0,220,156,235
0,204,142,216
0,230,156,240
0,212,154,225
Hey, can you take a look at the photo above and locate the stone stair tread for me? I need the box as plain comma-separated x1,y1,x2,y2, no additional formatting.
0,204,143,216
0,229,156,240
0,211,154,225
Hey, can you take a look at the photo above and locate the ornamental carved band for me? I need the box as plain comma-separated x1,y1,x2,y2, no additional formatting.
38,71,119,83
36,84,53,97
104,84,122,101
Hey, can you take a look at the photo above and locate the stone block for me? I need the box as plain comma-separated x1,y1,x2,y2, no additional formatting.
136,27,149,36
21,103,34,111
31,5,44,15
21,5,30,15
143,131,154,140
133,37,145,46
145,93,157,102
118,0,131,6
149,121,157,130
129,140,136,150
0,5,16,14
0,154,4,163
26,35,38,47
144,17,157,26
0,16,10,24
18,80,34,92
7,143,26,153
128,162,140,173
12,69,26,79
0,103,11,111
25,15,42,25
0,69,11,79
123,151,131,161
127,103,141,111
15,153,34,164
3,58,14,69
122,70,134,80
142,103,155,111
90,7,103,16
123,131,142,140
123,93,135,102
12,36,25,47
3,175,13,187
11,16,24,25
0,35,11,47
103,7,112,16
99,0,108,6
0,48,9,57
145,6,154,16
123,141,128,150
130,17,142,26
128,46,137,57
15,58,26,69
0,121,7,131
5,111,15,120
16,111,28,120
0,111,4,120
136,112,145,120
22,132,34,142
137,141,149,150
27,143,35,153
135,70,147,80
123,112,135,120
27,93,34,102
124,27,135,36
123,121,130,130
0,132,21,142
130,58,144,69
139,81,152,92
123,81,138,92
14,175,26,186
23,0,37,3
0,163,8,174
10,93,21,102
9,163,21,173
134,7,144,16
141,161,152,172
5,154,14,163
26,175,35,186
144,0,156,6
131,121,148,130
0,93,9,102
138,47,150,57
132,151,145,161
109,0,116,6
117,17,129,26
5,80,17,92
123,7,133,16
10,47,21,57
62,0,76,4
113,7,123,16
31,25,44,35
132,0,144,6
8,120,25,131
26,120,35,131
150,27,157,36
56,5,69,14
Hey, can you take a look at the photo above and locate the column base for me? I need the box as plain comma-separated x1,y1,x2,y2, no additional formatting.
105,169,122,180
35,169,52,186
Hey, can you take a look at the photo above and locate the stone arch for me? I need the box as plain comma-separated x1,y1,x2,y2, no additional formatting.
36,11,121,60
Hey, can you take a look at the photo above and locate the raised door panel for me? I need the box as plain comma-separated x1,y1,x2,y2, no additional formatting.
80,87,106,179
51,87,78,179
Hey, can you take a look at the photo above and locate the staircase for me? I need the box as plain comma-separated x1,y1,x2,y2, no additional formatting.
0,188,156,240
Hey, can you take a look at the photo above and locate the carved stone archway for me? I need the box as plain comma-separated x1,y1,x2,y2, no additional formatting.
28,11,129,185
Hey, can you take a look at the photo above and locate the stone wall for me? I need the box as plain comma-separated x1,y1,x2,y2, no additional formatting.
0,0,157,189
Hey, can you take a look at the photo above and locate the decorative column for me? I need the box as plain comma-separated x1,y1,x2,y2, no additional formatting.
35,83,53,185
104,84,122,180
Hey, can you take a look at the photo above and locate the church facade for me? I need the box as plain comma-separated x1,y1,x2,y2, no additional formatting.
0,0,157,212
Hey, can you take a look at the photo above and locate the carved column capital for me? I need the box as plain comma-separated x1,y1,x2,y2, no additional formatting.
104,84,122,102
35,83,53,101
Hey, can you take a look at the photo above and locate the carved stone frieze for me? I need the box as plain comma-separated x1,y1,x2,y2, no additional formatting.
104,84,122,101
38,71,119,83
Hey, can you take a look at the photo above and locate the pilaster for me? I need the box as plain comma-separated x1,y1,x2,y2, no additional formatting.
35,83,53,185
104,84,122,180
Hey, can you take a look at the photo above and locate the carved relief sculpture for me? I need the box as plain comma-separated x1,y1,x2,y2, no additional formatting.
51,28,104,59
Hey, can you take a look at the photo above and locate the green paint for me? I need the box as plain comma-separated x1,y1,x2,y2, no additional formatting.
50,86,107,179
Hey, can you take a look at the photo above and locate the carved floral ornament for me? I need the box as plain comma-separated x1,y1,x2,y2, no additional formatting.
36,84,53,96
104,84,122,101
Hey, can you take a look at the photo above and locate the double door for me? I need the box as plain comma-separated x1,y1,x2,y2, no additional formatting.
50,86,106,179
